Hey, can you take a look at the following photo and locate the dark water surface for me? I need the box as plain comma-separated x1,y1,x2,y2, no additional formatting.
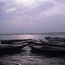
0,34,65,65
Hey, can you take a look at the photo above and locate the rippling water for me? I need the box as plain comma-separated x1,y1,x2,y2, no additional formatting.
0,34,65,65
0,34,65,40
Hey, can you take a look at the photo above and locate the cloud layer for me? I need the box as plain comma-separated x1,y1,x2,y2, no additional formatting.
0,0,65,33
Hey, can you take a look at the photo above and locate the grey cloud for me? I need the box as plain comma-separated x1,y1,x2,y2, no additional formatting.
30,2,54,16
0,0,65,33
15,1,55,16
55,0,65,3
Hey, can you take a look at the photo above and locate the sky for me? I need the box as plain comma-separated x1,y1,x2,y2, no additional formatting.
0,0,65,34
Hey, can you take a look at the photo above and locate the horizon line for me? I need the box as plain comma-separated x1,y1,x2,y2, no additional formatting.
0,32,65,35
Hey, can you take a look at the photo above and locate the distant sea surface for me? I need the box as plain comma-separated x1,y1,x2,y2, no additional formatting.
0,34,65,40
0,34,65,65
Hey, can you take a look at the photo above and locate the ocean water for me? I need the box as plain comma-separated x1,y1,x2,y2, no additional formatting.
0,34,65,65
0,34,65,40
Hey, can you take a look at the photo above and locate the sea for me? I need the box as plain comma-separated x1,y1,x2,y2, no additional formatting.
0,34,65,65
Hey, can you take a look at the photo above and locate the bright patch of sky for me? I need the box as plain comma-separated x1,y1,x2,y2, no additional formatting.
0,0,65,33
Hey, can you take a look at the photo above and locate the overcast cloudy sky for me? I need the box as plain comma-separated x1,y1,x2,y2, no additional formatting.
0,0,65,33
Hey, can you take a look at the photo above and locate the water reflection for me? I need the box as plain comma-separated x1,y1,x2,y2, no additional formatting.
0,34,65,40
0,35,43,40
